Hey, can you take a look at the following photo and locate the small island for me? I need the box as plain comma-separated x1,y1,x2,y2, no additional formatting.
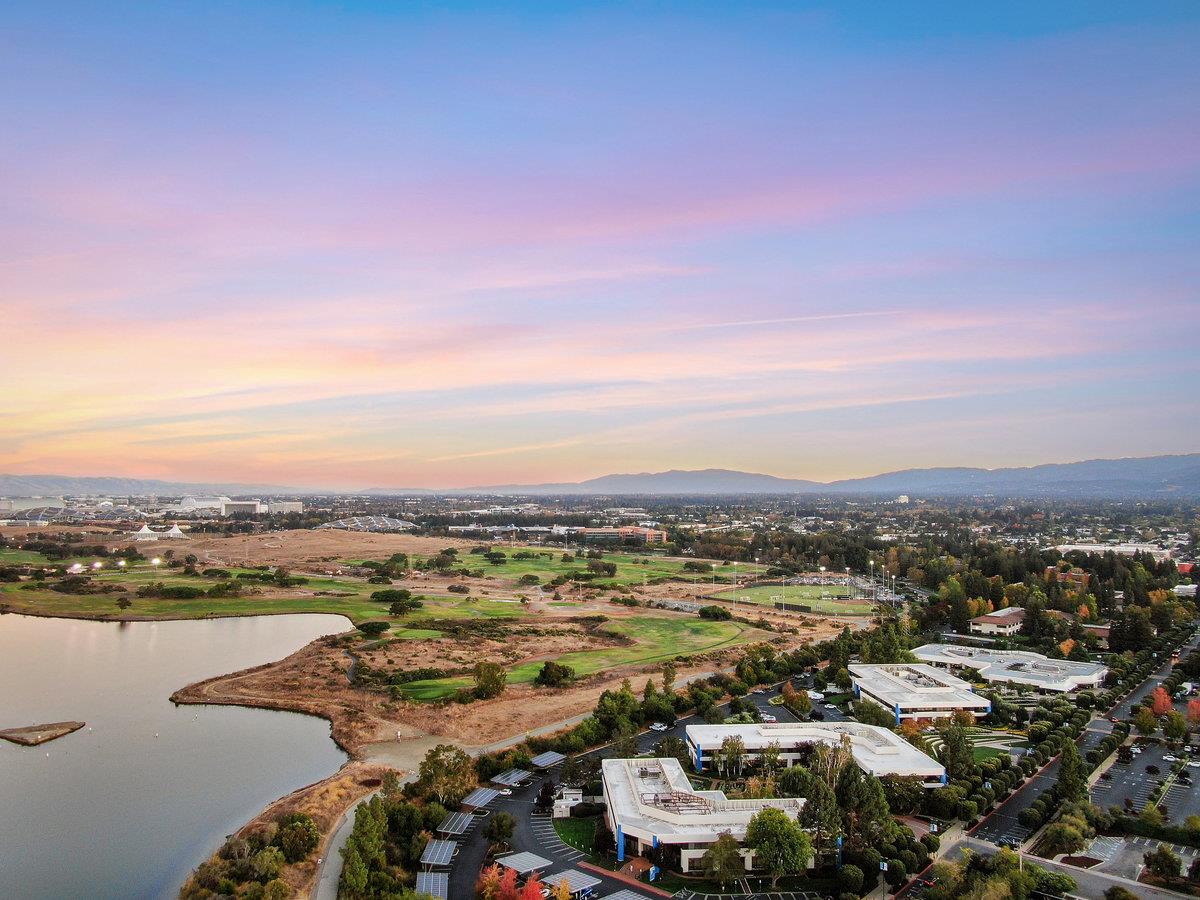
0,721,86,746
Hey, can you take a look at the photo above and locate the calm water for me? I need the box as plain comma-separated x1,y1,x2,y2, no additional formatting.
0,613,352,899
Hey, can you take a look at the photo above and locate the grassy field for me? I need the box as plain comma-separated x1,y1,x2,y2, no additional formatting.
0,564,524,631
381,550,767,589
553,817,597,854
0,548,56,565
398,615,757,700
712,583,874,615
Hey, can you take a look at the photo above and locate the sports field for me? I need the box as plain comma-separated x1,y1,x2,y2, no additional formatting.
398,615,757,700
712,583,875,615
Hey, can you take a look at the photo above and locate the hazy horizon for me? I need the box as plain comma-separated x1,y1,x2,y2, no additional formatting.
4,2,1199,488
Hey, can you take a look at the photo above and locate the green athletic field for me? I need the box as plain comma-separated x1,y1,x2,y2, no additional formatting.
711,583,875,615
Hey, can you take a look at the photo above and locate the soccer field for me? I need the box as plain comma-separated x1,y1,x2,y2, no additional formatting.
712,583,875,615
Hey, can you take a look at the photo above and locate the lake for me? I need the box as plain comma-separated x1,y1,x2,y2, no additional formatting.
0,613,352,899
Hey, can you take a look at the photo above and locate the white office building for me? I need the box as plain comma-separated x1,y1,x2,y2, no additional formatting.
601,757,804,873
849,663,991,724
684,722,946,786
913,644,1107,693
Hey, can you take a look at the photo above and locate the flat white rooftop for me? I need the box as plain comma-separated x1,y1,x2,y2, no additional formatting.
913,643,1107,692
849,663,991,712
684,722,945,780
601,757,802,843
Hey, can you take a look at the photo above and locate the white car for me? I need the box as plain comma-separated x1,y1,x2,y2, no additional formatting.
497,788,513,796
1188,762,1200,769
648,722,669,732
1164,755,1179,762
1131,747,1143,755
823,703,838,710
751,688,765,694
760,714,777,723
807,691,824,701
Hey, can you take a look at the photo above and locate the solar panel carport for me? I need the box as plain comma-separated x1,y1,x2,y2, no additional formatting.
490,768,531,786
530,750,566,768
419,839,456,868
415,871,448,899
493,851,552,875
544,868,601,895
435,811,474,836
461,787,500,808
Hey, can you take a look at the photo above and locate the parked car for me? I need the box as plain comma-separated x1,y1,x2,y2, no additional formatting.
648,722,669,732
497,788,513,796
824,703,838,710
1165,754,1179,762
1188,761,1200,769
751,688,765,694
760,714,777,723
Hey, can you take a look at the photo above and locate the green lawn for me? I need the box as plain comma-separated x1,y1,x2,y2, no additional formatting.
0,548,54,564
552,817,597,854
712,583,874,615
399,615,759,700
398,550,767,589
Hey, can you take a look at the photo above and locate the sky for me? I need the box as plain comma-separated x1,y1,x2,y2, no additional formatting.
2,1,1199,490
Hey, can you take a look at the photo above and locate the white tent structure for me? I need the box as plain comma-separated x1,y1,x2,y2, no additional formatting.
163,524,186,538
132,524,159,542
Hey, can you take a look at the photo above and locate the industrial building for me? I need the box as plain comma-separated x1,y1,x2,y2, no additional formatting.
849,663,991,723
683,722,946,785
913,644,1108,693
601,757,803,873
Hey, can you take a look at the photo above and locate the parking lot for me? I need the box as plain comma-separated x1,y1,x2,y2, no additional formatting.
1091,743,1200,822
1088,834,1200,881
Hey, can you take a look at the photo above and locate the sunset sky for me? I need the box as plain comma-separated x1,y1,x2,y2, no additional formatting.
3,2,1199,490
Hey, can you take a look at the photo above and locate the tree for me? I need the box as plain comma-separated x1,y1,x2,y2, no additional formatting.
535,660,576,687
782,681,812,717
937,723,975,780
496,866,520,900
476,864,503,900
550,878,572,900
518,873,544,900
1164,710,1188,741
262,881,290,900
835,762,892,850
276,814,320,862
357,620,389,637
249,846,285,882
1145,845,1182,879
655,735,691,769
1056,741,1087,804
853,700,898,728
701,832,744,888
838,863,864,894
1135,706,1159,735
745,807,812,889
760,740,782,773
719,735,746,776
662,660,677,694
1104,888,1139,900
1041,821,1087,856
790,771,840,848
486,811,517,844
1151,687,1174,716
418,744,476,805
473,661,507,698
339,844,368,897
116,597,132,610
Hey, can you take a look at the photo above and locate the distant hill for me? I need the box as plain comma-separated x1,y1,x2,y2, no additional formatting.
464,454,1200,498
0,473,306,498
4,453,1198,499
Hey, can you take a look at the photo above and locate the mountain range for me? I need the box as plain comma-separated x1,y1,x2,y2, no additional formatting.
4,453,1198,499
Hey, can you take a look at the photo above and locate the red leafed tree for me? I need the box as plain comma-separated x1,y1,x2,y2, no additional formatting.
496,867,520,900
518,873,544,900
476,864,503,900
1151,687,1173,716
1187,698,1200,725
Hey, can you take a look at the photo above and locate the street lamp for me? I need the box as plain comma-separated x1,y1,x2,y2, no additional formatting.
92,561,102,570
117,559,127,568
151,557,161,567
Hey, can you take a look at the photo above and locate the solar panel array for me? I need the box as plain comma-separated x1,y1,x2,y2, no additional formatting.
494,851,552,874
461,786,500,808
435,811,474,835
415,871,448,899
530,750,566,768
420,839,456,867
600,891,653,900
490,768,531,786
544,868,601,893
